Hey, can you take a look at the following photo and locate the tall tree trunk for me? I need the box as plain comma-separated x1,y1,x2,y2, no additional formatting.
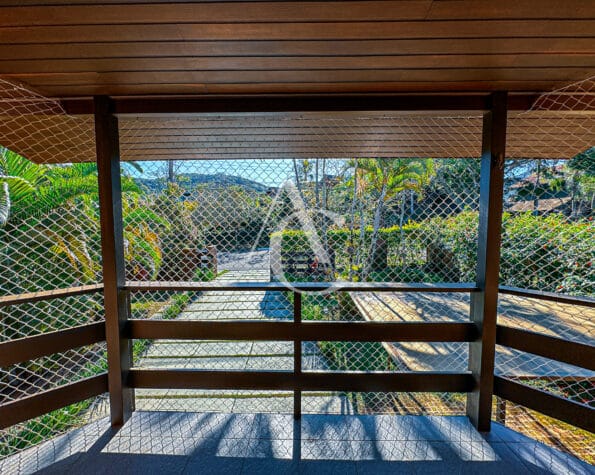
348,162,359,281
399,193,407,266
571,172,577,217
355,198,366,275
322,158,328,210
363,182,387,279
292,159,304,199
533,161,541,215
315,159,320,208
167,160,175,183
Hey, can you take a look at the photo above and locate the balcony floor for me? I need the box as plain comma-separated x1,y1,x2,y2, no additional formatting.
1,411,592,475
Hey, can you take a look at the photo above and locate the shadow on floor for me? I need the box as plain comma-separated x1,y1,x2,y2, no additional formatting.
2,412,590,475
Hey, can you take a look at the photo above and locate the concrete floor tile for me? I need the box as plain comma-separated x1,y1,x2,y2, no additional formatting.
356,460,417,474
299,460,357,474
241,457,298,475
3,412,590,474
184,456,244,475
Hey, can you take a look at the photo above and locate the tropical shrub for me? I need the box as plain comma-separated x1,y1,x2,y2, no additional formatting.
271,212,594,296
422,211,593,296
500,212,593,295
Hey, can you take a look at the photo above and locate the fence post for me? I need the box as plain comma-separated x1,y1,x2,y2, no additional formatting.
94,95,134,426
293,291,302,419
467,91,507,431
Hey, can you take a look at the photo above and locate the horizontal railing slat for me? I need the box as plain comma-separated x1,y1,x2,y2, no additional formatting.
0,322,106,367
0,374,108,430
496,325,595,371
126,281,477,292
129,369,474,393
493,376,594,434
0,284,104,308
128,319,478,342
499,286,595,308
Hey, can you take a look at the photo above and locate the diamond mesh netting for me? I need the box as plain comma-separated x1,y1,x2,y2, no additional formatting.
123,154,482,416
0,79,107,460
0,74,593,463
494,79,594,464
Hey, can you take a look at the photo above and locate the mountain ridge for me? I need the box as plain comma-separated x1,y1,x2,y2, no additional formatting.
136,173,269,193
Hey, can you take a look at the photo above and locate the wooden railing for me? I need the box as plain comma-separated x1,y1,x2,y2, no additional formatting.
123,281,594,432
0,281,593,436
495,286,595,434
125,281,479,420
0,285,107,430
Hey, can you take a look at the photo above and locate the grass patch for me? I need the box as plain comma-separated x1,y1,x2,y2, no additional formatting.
0,397,97,457
1,268,222,459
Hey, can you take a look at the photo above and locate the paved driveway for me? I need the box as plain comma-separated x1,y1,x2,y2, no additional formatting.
136,251,352,414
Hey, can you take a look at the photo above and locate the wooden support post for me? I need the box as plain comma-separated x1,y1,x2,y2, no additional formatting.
467,91,507,432
94,95,134,426
293,291,302,420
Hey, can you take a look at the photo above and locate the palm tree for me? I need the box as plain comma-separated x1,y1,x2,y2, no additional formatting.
0,150,164,289
121,193,169,280
353,158,434,279
0,148,48,225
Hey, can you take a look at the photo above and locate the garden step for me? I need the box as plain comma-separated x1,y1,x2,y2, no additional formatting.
136,250,353,415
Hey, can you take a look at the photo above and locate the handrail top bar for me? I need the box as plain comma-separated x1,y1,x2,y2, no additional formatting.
125,280,477,293
62,93,540,115
0,284,104,307
131,368,471,376
499,285,595,308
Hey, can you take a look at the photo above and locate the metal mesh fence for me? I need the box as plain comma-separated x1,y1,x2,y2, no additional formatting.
502,159,594,296
124,156,482,416
0,293,104,341
0,343,106,404
492,399,595,465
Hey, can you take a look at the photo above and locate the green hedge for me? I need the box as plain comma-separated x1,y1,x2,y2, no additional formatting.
271,212,594,296
500,213,593,295
271,223,427,277
421,211,593,295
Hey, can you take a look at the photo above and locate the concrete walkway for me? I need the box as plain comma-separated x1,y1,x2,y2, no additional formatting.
135,251,351,414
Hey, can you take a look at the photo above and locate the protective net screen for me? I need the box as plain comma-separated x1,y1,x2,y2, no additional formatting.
0,75,593,464
0,79,107,463
124,156,480,417
490,79,594,464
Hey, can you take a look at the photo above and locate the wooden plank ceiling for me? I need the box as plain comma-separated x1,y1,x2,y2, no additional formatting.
0,0,594,96
0,1,593,164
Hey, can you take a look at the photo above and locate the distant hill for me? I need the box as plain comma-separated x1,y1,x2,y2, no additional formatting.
136,173,269,194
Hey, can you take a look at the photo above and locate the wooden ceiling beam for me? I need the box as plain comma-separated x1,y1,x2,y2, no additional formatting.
61,93,542,115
